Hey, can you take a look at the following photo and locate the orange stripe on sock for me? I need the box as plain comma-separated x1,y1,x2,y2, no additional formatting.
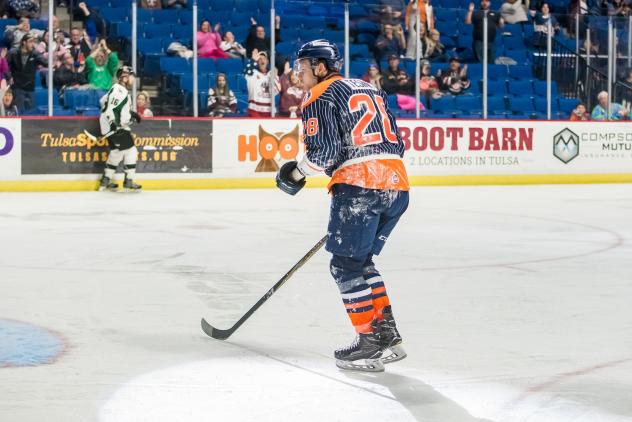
344,299,373,310
373,295,391,321
348,311,374,334
371,286,386,295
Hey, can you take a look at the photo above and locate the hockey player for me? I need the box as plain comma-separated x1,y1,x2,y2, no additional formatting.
98,66,142,192
276,40,410,372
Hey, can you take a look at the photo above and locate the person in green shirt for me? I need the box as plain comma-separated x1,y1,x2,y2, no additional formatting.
85,39,119,91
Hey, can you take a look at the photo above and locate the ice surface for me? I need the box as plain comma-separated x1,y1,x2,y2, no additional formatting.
1,184,631,422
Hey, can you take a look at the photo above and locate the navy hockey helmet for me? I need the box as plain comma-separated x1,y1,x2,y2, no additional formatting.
116,66,135,79
296,39,343,72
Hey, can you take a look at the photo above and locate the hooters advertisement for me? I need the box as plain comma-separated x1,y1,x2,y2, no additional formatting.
212,119,304,177
0,119,21,179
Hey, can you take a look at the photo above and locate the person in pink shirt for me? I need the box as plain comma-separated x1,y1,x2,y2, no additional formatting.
197,20,228,59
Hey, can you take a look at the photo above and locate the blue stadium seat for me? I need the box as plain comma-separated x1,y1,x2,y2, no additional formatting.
430,95,457,113
502,24,523,37
180,74,212,92
63,89,99,109
459,25,473,38
109,0,129,7
152,9,180,24
275,41,298,56
558,97,580,114
503,35,525,50
144,24,172,39
160,56,191,74
507,64,533,80
457,34,473,49
356,33,376,45
434,8,456,21
534,80,558,97
172,25,192,41
487,96,507,114
34,89,60,107
230,12,251,26
349,44,370,59
137,38,164,55
137,9,155,23
350,60,372,77
507,80,533,96
455,95,482,112
436,21,458,37
485,79,507,96
211,1,234,11
235,0,257,12
508,97,534,114
30,20,47,30
282,15,304,29
504,49,531,65
216,58,243,74
488,64,508,80
198,58,218,73
100,8,128,23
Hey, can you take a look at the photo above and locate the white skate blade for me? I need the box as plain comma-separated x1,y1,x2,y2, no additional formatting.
336,358,385,373
381,344,407,364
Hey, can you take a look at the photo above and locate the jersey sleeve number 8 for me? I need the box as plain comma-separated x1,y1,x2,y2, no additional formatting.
348,93,398,146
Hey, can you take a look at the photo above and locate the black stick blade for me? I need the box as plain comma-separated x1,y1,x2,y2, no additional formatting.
201,318,233,340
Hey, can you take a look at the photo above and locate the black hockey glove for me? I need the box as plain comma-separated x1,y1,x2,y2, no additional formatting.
276,161,306,196
130,110,142,123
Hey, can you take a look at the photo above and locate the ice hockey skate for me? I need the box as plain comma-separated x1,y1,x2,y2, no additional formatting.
98,176,118,192
334,330,384,372
378,306,407,364
123,178,142,193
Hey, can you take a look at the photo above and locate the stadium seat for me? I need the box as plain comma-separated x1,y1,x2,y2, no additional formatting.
507,64,533,80
152,9,180,24
508,97,534,115
144,24,172,39
160,56,191,74
485,79,507,96
487,96,507,114
430,95,457,113
507,80,533,96
534,80,558,97
100,8,128,23
558,97,580,114
455,95,482,113
216,58,243,74
349,44,370,59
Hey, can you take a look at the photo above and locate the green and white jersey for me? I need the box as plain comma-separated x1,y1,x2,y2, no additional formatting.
99,83,132,136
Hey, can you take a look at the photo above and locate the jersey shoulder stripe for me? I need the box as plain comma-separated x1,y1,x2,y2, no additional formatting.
301,75,343,109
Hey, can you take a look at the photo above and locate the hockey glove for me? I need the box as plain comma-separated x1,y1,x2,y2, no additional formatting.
130,111,142,123
276,161,306,196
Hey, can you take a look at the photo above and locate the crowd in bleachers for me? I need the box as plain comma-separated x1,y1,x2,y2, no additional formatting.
0,0,631,119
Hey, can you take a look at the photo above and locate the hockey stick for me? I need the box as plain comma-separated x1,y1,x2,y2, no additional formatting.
201,235,328,340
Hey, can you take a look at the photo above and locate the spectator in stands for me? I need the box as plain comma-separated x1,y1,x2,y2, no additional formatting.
279,61,304,118
7,0,39,18
136,91,154,117
85,39,119,91
4,17,30,50
382,54,414,95
438,57,470,95
72,2,106,40
424,29,445,61
66,27,92,66
207,73,237,117
7,33,47,111
162,0,186,9
197,20,228,59
0,88,19,116
466,0,504,63
375,24,405,62
36,30,68,69
608,0,628,16
500,0,528,24
405,0,434,59
140,0,161,9
244,49,279,117
220,31,246,59
419,59,441,99
377,0,406,41
568,0,588,37
0,48,9,88
362,63,383,90
245,16,281,57
570,103,589,120
53,51,87,90
532,3,559,48
591,91,629,120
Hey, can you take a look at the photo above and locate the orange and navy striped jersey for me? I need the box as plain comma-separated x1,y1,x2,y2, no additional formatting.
300,75,410,191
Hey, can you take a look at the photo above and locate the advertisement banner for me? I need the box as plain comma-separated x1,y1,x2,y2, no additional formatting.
0,119,21,179
397,120,632,175
213,119,304,178
21,118,213,175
